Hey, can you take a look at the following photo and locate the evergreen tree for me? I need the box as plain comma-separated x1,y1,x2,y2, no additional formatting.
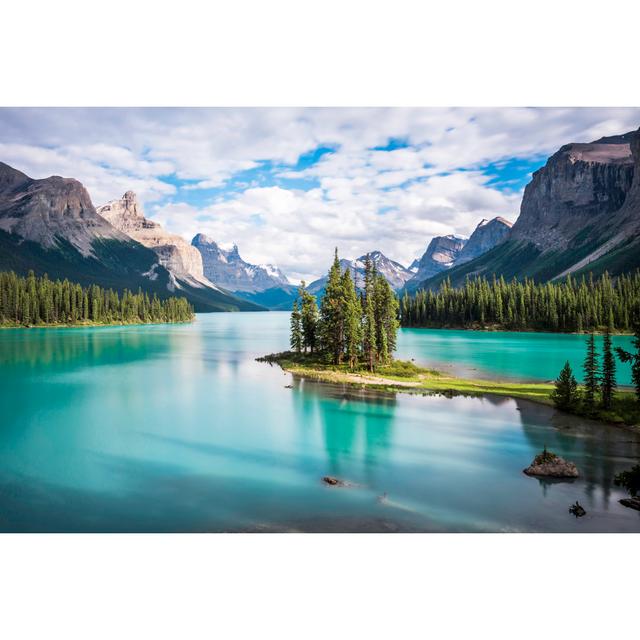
362,255,377,371
551,361,579,411
583,332,600,411
299,281,318,354
601,325,617,409
319,249,346,364
616,323,640,402
342,269,362,369
290,300,303,353
0,270,193,326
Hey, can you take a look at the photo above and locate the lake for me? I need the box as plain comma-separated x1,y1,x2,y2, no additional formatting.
0,312,638,532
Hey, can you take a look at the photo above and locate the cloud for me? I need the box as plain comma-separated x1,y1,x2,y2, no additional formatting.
1,107,639,280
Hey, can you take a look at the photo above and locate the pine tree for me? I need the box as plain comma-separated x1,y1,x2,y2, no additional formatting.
601,325,617,409
319,248,346,364
290,300,303,353
299,282,318,354
616,323,640,402
551,361,579,411
342,269,362,369
362,255,377,371
583,332,600,411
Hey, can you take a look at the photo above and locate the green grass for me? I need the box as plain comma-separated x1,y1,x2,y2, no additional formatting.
258,351,640,426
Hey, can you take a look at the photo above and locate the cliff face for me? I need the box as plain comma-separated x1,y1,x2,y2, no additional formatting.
410,235,467,282
511,135,635,252
456,217,512,265
97,192,209,284
417,128,640,289
192,234,289,292
0,162,133,257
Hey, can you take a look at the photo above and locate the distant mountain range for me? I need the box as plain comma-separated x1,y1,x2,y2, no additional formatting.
2,126,639,311
417,128,640,290
0,163,261,312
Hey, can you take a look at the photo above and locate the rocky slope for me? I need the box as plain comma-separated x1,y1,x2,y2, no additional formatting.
192,234,290,293
456,217,512,265
0,162,261,312
97,192,209,286
416,128,640,290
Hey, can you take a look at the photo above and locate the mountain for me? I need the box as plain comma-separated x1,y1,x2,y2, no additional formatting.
191,234,296,309
455,217,513,265
97,192,209,287
307,250,414,297
417,128,640,290
0,162,262,312
192,234,290,292
404,235,467,291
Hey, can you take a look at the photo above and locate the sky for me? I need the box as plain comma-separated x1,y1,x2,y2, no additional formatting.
1,107,639,282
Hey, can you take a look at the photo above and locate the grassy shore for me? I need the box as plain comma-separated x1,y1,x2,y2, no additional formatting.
258,351,640,426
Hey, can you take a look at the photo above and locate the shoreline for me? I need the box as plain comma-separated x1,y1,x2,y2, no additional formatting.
0,319,195,330
399,324,635,336
258,352,640,429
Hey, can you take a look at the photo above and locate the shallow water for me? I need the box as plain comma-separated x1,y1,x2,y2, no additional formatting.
0,312,638,532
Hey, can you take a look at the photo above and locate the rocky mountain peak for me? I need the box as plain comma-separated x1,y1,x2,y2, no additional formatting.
192,236,290,293
97,192,207,283
455,216,513,265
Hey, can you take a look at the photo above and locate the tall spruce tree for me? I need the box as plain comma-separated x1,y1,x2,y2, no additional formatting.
601,325,617,409
319,249,346,364
362,255,377,371
551,361,579,411
583,332,600,411
342,269,362,369
290,299,303,353
298,281,318,354
616,323,640,402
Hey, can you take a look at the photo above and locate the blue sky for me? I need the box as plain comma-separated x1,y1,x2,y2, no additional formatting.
1,107,638,281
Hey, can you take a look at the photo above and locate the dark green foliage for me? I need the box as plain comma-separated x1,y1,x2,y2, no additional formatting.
583,332,600,411
401,270,640,333
551,361,580,411
298,281,319,354
615,324,640,402
290,251,399,371
290,300,303,353
0,270,193,326
601,326,617,409
614,464,640,497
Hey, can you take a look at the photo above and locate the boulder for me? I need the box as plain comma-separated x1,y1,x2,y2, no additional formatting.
322,476,345,487
569,501,586,517
619,497,640,511
523,449,579,478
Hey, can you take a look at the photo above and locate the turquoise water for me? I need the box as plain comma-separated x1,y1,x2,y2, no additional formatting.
0,312,639,532
398,328,635,384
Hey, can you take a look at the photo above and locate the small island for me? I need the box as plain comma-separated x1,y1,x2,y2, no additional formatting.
0,270,194,328
259,250,640,428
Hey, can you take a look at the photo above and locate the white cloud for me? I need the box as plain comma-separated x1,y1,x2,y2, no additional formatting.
1,107,639,280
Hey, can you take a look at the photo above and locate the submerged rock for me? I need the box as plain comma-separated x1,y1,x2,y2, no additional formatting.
569,501,586,517
619,497,640,511
523,448,579,478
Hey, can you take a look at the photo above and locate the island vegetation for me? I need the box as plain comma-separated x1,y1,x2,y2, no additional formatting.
289,250,399,370
400,271,640,333
0,270,194,327
261,252,640,429
550,325,640,425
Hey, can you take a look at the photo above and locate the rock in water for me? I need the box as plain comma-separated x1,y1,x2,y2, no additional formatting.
569,501,586,517
619,497,640,511
523,449,579,478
